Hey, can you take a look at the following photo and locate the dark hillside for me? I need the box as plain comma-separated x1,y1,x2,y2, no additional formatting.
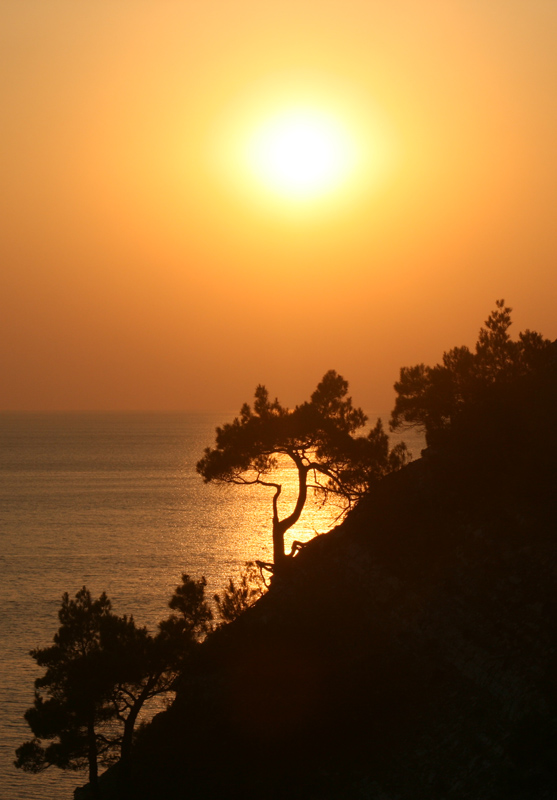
75,308,557,799
128,453,557,799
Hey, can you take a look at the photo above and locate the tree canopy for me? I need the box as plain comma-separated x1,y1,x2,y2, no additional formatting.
197,370,408,572
390,300,557,473
15,577,212,796
15,588,121,795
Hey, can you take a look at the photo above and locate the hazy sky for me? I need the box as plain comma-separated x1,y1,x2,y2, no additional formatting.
2,1,556,414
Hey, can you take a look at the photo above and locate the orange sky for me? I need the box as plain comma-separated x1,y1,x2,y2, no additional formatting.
1,1,556,414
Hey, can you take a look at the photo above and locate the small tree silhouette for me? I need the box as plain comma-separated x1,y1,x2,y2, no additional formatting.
197,370,408,574
15,577,212,796
214,562,267,624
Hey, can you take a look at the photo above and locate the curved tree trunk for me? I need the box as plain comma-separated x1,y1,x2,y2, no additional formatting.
118,701,141,797
120,705,140,768
271,458,309,573
272,518,288,573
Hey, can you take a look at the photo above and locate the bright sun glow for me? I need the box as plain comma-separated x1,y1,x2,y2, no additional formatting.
247,109,357,200
211,85,395,214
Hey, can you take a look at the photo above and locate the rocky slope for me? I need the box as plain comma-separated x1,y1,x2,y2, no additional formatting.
123,451,557,799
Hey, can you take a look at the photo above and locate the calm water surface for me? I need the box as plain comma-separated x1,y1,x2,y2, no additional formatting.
0,412,422,799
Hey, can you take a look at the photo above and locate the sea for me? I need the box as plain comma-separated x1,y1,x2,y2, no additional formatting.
0,411,423,799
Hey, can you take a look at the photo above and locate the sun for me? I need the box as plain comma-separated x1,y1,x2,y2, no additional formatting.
209,85,395,213
246,108,357,200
